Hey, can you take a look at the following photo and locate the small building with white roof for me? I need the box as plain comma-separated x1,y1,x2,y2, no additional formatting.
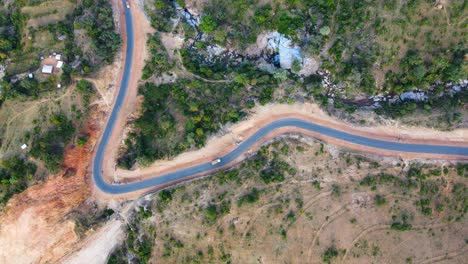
42,65,54,74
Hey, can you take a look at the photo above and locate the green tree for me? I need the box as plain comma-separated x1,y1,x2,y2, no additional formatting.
291,59,301,73
319,26,331,36
159,189,173,203
273,69,288,82
322,246,339,263
199,15,217,33
374,194,387,206
18,78,39,96
0,157,37,204
76,80,95,105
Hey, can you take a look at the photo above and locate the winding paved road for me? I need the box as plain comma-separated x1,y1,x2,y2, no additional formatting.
92,2,468,195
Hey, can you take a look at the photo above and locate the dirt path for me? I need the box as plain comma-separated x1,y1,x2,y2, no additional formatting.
417,245,468,264
341,222,452,263
0,87,73,131
61,219,124,264
307,205,348,261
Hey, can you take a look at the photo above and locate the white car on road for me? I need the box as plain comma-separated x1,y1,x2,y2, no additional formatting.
211,158,221,165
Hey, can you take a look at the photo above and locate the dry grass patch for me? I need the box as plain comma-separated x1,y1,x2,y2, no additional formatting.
0,86,85,159
22,0,75,29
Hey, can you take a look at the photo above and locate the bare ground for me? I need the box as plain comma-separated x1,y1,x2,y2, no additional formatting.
0,110,99,263
61,219,124,264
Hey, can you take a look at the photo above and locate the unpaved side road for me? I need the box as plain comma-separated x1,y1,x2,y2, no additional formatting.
60,198,136,264
61,219,125,264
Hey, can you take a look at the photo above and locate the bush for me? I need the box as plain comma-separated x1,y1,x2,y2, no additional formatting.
374,194,387,206
0,157,37,204
199,15,217,33
238,188,260,206
391,213,412,231
138,207,153,219
76,80,95,105
273,11,303,36
259,157,294,184
322,246,339,263
84,0,121,64
76,135,89,146
319,26,331,36
14,78,39,97
217,169,240,185
30,114,75,172
390,222,412,231
158,189,173,203
205,204,219,222
457,164,467,177
204,200,231,223
331,184,341,197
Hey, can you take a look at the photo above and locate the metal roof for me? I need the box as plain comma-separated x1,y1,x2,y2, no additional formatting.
42,65,53,74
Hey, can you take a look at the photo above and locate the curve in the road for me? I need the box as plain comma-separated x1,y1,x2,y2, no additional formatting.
92,2,468,195
95,118,468,194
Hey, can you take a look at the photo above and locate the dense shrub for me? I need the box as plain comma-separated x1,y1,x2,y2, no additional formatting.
30,114,75,172
83,0,121,64
0,157,37,204
259,156,296,184
150,0,176,32
374,194,387,206
76,80,95,105
199,15,217,33
238,188,260,206
0,6,26,62
158,189,173,203
118,74,276,168
322,246,339,263
141,33,173,80
390,222,412,231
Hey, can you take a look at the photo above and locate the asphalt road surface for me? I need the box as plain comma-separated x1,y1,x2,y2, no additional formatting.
92,2,468,195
